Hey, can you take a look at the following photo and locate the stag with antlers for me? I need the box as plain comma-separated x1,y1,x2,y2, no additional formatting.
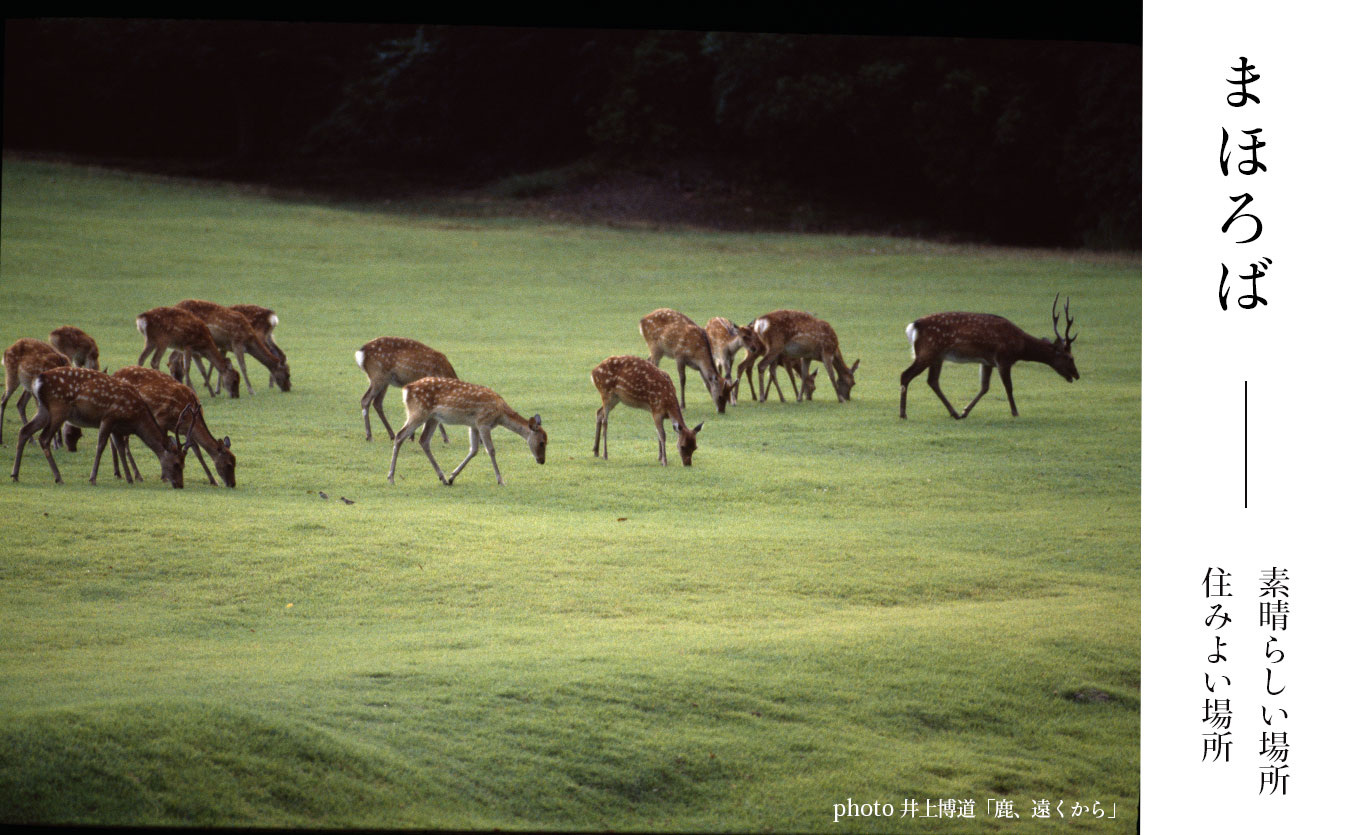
109,366,235,487
899,294,1080,420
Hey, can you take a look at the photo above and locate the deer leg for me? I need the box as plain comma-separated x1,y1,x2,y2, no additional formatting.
439,423,450,444
653,415,668,466
90,424,116,485
676,362,688,408
479,428,504,485
191,443,216,485
760,354,788,403
960,365,994,418
997,363,1019,417
387,414,425,483
137,343,155,366
360,383,377,440
593,404,609,458
925,364,963,419
12,406,56,482
446,426,482,485
119,434,143,483
372,387,397,439
194,355,214,394
821,354,845,403
417,419,450,484
736,354,758,402
899,359,930,419
0,386,16,446
233,344,255,395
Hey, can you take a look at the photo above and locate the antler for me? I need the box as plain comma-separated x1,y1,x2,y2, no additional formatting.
1052,293,1076,347
173,404,200,451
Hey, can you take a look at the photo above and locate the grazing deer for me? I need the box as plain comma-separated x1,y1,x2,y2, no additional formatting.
48,326,100,370
135,307,240,398
591,355,704,466
229,304,288,388
752,310,858,402
110,366,235,487
387,377,546,486
3,339,72,446
355,337,458,442
899,294,1080,420
639,308,732,414
10,366,187,487
720,321,815,404
173,299,290,394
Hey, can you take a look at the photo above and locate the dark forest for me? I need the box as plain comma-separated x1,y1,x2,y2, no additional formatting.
4,19,1141,249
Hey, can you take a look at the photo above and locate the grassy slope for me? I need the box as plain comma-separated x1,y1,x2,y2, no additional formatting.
0,160,1139,831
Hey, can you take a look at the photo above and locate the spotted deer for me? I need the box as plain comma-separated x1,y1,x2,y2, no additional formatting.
355,337,459,442
711,318,814,404
899,294,1080,420
172,300,290,394
752,310,858,402
3,339,72,446
48,326,100,370
10,366,187,487
229,304,287,387
386,377,546,486
110,366,236,487
639,308,732,414
591,355,704,466
136,307,240,398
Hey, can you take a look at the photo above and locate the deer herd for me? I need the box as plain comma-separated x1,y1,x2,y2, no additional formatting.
5,294,1080,489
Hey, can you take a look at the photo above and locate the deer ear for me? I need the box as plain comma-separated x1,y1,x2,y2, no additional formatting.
530,414,542,429
850,359,860,372
692,421,704,434
222,436,231,449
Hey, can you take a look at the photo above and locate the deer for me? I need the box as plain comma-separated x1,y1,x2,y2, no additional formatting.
3,339,72,446
708,317,814,404
229,304,288,388
639,308,732,414
751,310,858,403
386,377,546,486
899,294,1080,420
591,355,704,466
355,336,459,443
108,366,235,487
48,326,100,370
135,306,241,398
10,366,187,488
171,299,290,394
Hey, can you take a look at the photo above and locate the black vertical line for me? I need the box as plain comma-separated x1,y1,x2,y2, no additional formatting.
1244,381,1249,509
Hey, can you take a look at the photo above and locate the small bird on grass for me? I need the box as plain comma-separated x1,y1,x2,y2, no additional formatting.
318,491,329,500
340,497,356,505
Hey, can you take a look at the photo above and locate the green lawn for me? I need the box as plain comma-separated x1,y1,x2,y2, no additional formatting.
0,159,1139,831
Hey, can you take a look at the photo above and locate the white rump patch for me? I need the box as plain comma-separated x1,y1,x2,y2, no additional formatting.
136,316,148,336
354,349,365,370
32,377,43,397
905,322,918,356
753,318,769,336
268,314,279,328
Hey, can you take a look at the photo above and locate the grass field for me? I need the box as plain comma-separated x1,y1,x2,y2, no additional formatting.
0,159,1139,831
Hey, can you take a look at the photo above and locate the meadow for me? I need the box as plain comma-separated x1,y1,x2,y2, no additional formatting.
0,159,1139,831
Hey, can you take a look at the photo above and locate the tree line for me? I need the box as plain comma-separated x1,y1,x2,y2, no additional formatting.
4,20,1140,248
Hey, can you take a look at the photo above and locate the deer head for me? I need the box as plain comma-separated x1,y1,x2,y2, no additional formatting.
1050,294,1081,383
677,421,704,466
526,414,548,464
833,359,860,401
